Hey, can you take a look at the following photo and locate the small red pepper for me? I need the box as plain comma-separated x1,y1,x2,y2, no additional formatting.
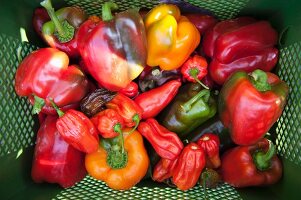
172,143,206,191
152,158,178,182
91,109,124,139
197,133,221,169
221,138,282,188
138,118,183,160
119,81,139,98
180,55,209,89
134,80,181,119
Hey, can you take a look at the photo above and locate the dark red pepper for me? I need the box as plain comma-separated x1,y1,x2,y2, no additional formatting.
119,81,139,98
31,115,86,188
138,118,183,160
152,158,178,182
185,14,218,34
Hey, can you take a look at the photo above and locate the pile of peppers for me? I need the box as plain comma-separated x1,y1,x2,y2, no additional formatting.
14,0,289,193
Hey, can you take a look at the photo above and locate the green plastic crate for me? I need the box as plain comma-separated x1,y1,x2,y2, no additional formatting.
0,0,300,199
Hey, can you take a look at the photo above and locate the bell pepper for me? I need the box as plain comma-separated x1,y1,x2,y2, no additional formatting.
91,109,125,139
80,2,147,91
219,69,289,145
209,48,279,85
119,82,139,98
51,103,99,153
221,138,282,188
152,158,178,182
32,7,50,38
144,4,200,70
31,115,86,188
172,142,206,190
14,48,88,114
85,128,149,190
138,118,183,160
39,0,87,58
197,133,221,168
185,14,218,34
135,80,181,119
159,83,217,138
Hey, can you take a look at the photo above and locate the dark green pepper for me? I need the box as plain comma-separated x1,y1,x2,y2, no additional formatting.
158,83,217,139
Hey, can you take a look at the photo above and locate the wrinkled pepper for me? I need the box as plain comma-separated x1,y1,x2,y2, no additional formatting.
14,48,88,114
138,118,183,160
219,69,289,145
144,4,200,70
31,115,86,188
85,128,149,190
80,2,147,91
221,138,282,188
197,133,221,169
172,142,206,190
159,83,217,138
152,158,178,182
135,80,181,119
39,0,87,58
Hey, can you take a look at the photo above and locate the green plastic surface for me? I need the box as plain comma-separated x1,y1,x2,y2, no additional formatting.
0,0,300,199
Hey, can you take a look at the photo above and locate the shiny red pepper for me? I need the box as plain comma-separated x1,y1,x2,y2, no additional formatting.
31,115,86,188
152,158,178,182
172,143,206,190
91,109,125,138
119,82,139,98
197,133,221,169
138,118,183,160
185,14,218,34
14,48,88,114
134,80,181,119
221,138,282,188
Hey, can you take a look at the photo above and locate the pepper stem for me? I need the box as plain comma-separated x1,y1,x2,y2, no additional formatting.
128,114,140,134
181,89,210,112
250,69,272,92
102,2,118,21
189,68,209,90
253,140,276,171
40,0,75,42
114,123,125,154
32,95,46,115
201,171,209,200
49,99,65,117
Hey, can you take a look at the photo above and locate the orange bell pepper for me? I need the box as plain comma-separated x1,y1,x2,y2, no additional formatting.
85,128,149,190
144,4,200,70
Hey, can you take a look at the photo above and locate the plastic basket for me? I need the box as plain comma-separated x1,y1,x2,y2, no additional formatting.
0,0,300,199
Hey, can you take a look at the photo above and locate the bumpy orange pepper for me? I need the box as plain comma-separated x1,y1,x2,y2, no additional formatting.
144,4,200,70
85,128,149,190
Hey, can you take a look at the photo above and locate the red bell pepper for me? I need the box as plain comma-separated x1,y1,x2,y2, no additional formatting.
14,48,88,114
219,70,289,145
138,118,183,160
31,115,86,188
172,143,206,191
80,2,147,91
209,47,279,85
197,133,221,169
119,81,139,98
152,158,178,182
185,14,218,34
134,80,181,119
91,109,125,138
221,138,282,188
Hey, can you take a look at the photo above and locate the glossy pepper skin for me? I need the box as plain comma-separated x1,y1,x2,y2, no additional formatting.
80,2,147,91
209,48,279,85
14,48,88,114
135,80,181,119
85,129,149,190
172,143,206,190
197,133,221,169
185,14,218,34
221,139,282,188
152,158,178,182
119,82,139,98
219,70,289,145
138,118,183,160
159,83,217,139
31,115,86,188
144,4,200,70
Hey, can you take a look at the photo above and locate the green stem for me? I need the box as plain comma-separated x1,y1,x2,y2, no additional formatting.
201,171,209,200
128,114,140,134
253,140,276,171
114,123,125,154
189,68,209,90
181,89,210,112
102,2,118,21
250,69,272,92
49,99,65,117
32,95,46,115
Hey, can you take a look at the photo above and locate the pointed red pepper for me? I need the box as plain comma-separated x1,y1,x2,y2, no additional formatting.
119,82,139,98
152,158,178,182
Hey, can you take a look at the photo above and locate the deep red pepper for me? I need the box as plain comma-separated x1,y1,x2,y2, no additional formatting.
14,48,88,114
138,118,183,160
91,109,125,138
152,158,178,182
221,138,282,188
134,80,181,119
119,81,139,98
209,48,279,85
197,133,221,169
172,143,206,191
31,115,86,188
32,7,50,39
185,14,218,34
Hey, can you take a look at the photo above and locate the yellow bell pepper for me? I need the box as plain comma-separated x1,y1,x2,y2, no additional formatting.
144,4,200,70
